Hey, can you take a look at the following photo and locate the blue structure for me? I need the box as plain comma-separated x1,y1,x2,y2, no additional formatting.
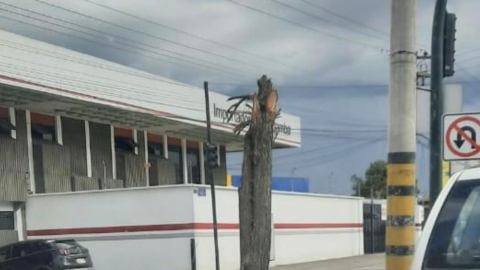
231,176,309,193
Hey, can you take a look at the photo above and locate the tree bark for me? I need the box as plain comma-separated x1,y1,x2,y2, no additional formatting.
239,76,277,270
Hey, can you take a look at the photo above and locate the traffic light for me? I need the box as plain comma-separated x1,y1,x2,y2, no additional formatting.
443,12,456,77
206,144,218,169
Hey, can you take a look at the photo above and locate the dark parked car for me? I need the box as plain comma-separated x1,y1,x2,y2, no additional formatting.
0,239,93,270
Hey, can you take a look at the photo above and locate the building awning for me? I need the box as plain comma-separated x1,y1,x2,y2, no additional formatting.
0,30,301,151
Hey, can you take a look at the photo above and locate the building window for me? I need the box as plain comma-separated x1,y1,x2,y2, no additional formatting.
0,107,15,138
31,113,56,143
168,138,183,184
147,133,163,157
187,141,201,184
0,211,14,230
114,128,137,153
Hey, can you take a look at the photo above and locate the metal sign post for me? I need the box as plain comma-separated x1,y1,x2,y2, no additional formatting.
203,81,220,270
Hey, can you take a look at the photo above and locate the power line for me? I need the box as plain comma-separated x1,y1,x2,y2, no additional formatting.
81,0,302,72
301,133,386,140
228,139,358,168
0,2,259,78
224,0,389,53
0,7,251,79
456,57,480,72
229,131,389,168
0,58,328,134
293,128,386,133
0,40,393,132
211,79,480,88
456,54,480,65
229,131,428,169
291,135,432,171
0,36,411,103
270,0,389,43
456,64,480,85
209,81,389,89
456,47,480,58
288,106,387,126
33,0,286,75
298,0,389,37
277,135,387,170
271,142,361,167
0,14,245,80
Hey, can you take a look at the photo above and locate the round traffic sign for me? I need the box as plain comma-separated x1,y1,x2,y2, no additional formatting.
446,116,480,158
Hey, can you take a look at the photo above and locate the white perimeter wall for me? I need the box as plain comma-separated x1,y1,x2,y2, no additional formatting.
193,186,364,269
26,186,364,270
26,186,194,270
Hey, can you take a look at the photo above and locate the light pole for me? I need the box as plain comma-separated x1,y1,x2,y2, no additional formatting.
430,0,448,207
290,167,297,192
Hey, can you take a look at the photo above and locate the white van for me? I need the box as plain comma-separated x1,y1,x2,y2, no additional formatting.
412,167,480,269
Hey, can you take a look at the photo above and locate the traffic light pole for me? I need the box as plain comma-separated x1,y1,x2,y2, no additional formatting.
204,81,221,270
430,0,448,207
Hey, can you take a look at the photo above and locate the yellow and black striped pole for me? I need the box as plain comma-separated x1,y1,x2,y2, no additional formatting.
388,0,416,269
387,155,416,269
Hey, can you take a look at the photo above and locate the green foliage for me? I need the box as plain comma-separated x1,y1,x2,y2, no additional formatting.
351,160,387,198
351,160,419,198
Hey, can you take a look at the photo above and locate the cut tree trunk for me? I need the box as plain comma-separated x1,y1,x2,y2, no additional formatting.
239,75,278,270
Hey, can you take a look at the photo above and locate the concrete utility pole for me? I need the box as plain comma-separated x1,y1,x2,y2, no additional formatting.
430,0,448,207
387,0,417,269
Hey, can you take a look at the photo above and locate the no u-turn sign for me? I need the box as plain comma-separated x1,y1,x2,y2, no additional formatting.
444,113,480,161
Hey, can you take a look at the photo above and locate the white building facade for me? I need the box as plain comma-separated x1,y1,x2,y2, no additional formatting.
0,29,366,270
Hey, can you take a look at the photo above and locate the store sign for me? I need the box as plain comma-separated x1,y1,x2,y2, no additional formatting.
213,103,292,136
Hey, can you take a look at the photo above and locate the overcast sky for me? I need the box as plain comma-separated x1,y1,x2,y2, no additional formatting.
1,0,480,196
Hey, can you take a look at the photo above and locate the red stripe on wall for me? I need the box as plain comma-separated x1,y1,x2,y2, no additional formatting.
27,222,363,237
27,223,238,236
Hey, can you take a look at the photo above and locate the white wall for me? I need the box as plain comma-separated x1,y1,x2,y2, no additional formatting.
26,186,365,270
192,187,241,270
26,186,195,270
192,186,364,269
82,238,191,270
272,192,364,265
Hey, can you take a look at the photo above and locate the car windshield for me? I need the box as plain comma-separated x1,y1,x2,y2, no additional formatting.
424,179,480,269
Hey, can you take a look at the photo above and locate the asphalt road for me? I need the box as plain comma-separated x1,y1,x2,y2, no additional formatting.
271,254,384,270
